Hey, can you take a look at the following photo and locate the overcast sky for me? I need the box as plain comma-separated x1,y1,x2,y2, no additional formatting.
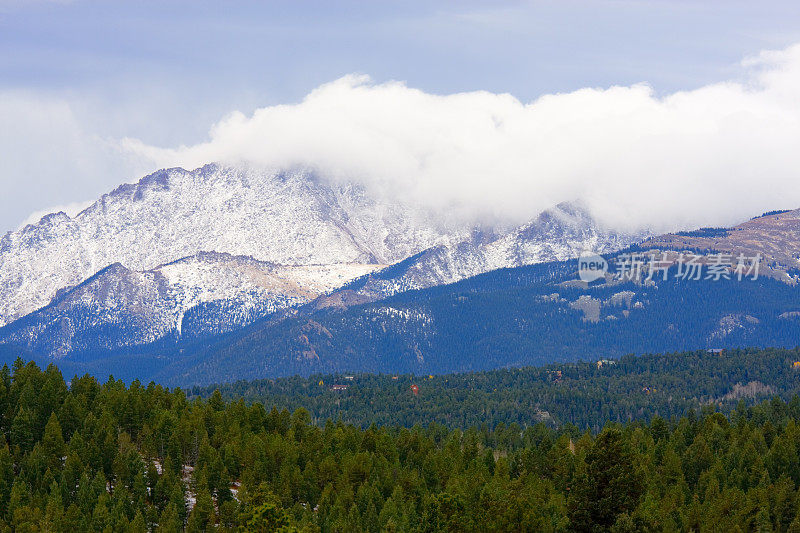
3,1,800,233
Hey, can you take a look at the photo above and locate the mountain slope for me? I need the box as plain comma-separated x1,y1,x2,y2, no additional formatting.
4,205,798,385
0,163,642,360
0,252,379,359
155,262,797,385
315,202,642,308
146,209,800,386
0,164,457,326
637,208,800,283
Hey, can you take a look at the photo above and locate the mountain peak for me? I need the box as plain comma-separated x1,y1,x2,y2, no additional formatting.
0,164,460,326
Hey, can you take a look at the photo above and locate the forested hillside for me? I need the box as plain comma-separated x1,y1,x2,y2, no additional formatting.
6,357,800,530
194,347,800,431
160,261,800,386
3,251,798,388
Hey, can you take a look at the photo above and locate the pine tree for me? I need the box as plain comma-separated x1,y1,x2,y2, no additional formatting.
0,441,13,517
209,390,224,412
43,480,65,531
186,487,215,532
41,413,66,471
129,510,147,533
10,407,35,452
157,503,183,533
567,428,645,532
92,493,112,532
7,479,31,522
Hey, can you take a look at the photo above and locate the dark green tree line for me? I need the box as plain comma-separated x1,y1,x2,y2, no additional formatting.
5,357,800,531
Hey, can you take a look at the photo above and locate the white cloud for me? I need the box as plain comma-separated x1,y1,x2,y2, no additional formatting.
118,43,800,233
7,42,800,235
0,91,154,233
18,200,93,229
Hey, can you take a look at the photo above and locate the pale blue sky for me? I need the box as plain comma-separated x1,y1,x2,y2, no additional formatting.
2,1,800,232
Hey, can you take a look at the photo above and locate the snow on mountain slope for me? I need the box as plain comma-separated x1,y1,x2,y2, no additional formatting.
157,253,380,311
316,203,644,308
0,163,644,362
0,199,641,360
0,252,381,358
0,164,459,326
482,202,634,269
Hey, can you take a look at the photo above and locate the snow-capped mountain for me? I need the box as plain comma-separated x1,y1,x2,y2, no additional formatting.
315,203,644,308
0,164,643,362
0,164,460,327
0,252,379,358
